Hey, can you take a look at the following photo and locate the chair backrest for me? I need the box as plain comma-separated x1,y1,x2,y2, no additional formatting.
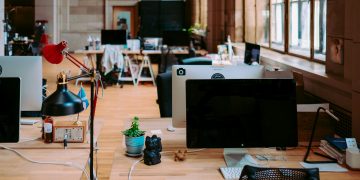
240,165,319,180
179,57,212,65
156,71,172,117
159,47,178,73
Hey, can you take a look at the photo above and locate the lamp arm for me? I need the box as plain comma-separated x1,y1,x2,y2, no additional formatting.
303,107,338,163
63,51,91,72
66,72,93,82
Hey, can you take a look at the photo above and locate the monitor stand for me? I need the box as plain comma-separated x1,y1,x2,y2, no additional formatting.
224,148,259,167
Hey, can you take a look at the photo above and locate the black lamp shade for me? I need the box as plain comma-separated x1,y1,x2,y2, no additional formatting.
42,83,84,116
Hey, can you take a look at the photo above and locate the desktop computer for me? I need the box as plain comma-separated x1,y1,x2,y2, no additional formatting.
0,56,42,114
186,79,298,148
171,65,265,128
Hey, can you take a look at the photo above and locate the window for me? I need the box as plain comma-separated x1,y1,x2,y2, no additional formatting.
244,0,328,62
314,0,327,61
289,0,311,57
256,0,270,47
271,0,285,51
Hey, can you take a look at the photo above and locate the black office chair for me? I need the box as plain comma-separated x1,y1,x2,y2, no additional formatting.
239,165,319,180
156,71,172,117
159,46,178,73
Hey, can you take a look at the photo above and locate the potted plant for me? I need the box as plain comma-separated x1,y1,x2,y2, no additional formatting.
122,116,145,156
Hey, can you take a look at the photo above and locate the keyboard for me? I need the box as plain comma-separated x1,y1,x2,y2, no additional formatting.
20,119,40,125
220,166,243,180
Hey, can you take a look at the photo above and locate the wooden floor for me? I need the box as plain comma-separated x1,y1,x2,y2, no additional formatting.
43,54,160,179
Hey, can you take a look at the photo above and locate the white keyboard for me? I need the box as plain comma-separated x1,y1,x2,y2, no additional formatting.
20,119,40,125
220,167,243,180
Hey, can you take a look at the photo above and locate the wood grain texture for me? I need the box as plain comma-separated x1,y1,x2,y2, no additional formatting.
43,53,160,179
110,118,360,180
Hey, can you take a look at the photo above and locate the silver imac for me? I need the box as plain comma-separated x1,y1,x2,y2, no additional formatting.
172,65,265,128
0,56,42,112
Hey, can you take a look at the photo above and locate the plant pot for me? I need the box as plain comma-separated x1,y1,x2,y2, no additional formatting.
125,135,145,155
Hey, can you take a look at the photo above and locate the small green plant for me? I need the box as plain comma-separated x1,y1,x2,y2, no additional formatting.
122,117,145,137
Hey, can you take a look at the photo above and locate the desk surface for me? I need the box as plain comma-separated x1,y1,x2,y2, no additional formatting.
0,149,89,179
110,118,360,180
0,119,103,179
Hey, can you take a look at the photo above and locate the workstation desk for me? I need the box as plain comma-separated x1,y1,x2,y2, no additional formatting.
110,118,360,180
74,49,208,70
0,120,103,179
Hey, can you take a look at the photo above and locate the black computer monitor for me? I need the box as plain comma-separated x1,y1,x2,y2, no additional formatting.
101,30,127,45
186,79,298,148
0,77,21,143
244,42,261,65
162,30,189,46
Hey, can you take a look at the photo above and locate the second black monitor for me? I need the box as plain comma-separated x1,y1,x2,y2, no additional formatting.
244,42,261,65
186,79,298,148
162,30,189,46
101,30,127,45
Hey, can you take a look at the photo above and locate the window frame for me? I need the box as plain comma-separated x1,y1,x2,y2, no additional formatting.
255,0,326,63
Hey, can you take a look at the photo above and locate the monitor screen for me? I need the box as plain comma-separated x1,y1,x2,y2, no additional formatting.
186,79,298,148
172,65,265,128
0,77,20,143
101,30,127,45
163,30,189,46
0,56,42,113
244,42,261,65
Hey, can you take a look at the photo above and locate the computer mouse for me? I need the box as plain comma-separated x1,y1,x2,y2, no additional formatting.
167,125,176,132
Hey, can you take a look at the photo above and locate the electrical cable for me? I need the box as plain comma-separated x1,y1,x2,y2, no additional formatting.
127,148,206,180
0,145,90,180
128,158,143,180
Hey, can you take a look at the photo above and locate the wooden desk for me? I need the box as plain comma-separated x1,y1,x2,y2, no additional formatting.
110,118,360,180
0,119,103,179
0,149,89,179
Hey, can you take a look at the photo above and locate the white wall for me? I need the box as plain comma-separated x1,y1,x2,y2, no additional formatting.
0,0,4,55
35,0,57,43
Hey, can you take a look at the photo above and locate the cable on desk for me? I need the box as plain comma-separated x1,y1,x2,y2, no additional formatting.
127,149,207,180
19,137,41,143
0,144,90,180
128,158,143,180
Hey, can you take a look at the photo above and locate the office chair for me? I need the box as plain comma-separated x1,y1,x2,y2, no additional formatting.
239,165,319,180
156,71,172,117
159,46,178,73
155,57,211,117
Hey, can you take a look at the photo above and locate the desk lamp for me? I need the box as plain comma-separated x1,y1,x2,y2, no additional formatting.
303,107,340,164
42,41,101,180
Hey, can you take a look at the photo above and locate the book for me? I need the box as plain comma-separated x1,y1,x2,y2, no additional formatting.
324,136,347,152
324,136,360,152
320,140,345,164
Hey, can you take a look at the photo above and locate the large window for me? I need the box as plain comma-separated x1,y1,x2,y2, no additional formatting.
244,0,327,62
256,0,270,47
314,0,327,60
271,0,285,51
289,0,311,57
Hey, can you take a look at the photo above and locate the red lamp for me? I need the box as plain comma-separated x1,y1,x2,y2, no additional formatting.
42,41,100,180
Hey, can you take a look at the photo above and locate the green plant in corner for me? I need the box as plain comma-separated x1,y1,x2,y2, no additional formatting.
122,116,145,137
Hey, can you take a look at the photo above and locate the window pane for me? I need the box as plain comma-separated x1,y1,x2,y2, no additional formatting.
256,0,270,47
314,0,327,61
289,0,311,57
271,0,285,51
